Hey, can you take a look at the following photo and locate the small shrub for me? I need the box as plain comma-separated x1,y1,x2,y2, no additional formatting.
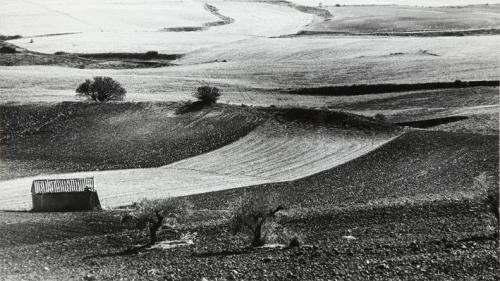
229,192,284,247
121,197,192,244
0,46,17,53
374,113,387,122
194,86,221,105
54,51,67,55
288,236,301,248
76,76,126,102
144,51,159,59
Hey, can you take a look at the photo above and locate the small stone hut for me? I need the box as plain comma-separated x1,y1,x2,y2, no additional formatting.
31,177,101,211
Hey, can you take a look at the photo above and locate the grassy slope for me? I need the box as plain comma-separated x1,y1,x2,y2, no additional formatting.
304,5,500,34
0,102,264,180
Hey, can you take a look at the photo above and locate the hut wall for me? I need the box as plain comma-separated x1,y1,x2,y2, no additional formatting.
31,191,101,212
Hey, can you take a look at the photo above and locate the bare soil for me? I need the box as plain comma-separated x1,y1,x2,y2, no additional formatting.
0,102,263,180
0,106,497,280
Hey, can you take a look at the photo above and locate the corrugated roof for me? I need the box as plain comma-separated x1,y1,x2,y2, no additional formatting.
31,177,95,194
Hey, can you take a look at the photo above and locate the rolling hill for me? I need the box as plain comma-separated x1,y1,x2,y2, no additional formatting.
0,105,399,210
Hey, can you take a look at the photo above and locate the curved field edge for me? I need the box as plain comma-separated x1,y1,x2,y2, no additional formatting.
160,4,235,32
188,130,499,209
0,106,399,210
0,102,264,180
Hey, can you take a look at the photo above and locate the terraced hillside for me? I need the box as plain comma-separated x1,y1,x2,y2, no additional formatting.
0,107,399,210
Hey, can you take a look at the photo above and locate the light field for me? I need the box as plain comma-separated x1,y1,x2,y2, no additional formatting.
0,120,399,210
305,5,500,33
286,0,500,6
0,0,219,36
0,35,497,105
6,1,314,54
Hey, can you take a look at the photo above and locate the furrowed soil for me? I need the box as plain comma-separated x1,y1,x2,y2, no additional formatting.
0,105,399,210
0,2,498,279
0,102,264,181
0,129,497,280
189,130,498,209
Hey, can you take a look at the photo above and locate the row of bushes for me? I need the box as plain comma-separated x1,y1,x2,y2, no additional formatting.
76,76,220,105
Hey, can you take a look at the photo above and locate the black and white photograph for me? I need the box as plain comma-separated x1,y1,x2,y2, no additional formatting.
0,0,499,280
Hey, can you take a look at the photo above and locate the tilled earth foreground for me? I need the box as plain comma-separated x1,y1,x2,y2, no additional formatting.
0,199,497,280
0,129,498,280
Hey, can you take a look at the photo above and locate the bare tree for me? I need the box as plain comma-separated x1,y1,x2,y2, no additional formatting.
122,197,192,244
230,192,284,247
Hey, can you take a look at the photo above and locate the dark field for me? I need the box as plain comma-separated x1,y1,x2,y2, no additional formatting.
0,199,497,280
1,126,498,280
0,102,263,180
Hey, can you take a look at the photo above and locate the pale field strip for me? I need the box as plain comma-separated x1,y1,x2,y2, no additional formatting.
0,0,219,36
307,5,500,33
286,0,500,6
0,120,400,210
0,36,498,105
6,1,315,53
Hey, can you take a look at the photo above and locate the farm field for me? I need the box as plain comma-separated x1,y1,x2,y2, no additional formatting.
1,35,499,105
0,0,219,36
329,86,500,134
285,0,500,6
190,130,499,209
0,0,499,280
5,1,314,54
0,106,400,210
0,103,264,181
0,129,497,280
303,5,500,34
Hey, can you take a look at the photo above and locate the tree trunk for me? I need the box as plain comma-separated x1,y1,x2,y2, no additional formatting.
149,225,158,244
252,222,264,247
149,215,164,245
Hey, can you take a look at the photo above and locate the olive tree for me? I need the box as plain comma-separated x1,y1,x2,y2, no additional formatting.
122,197,192,244
229,192,284,247
76,76,126,102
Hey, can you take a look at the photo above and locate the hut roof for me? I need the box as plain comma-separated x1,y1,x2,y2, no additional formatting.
31,177,95,194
